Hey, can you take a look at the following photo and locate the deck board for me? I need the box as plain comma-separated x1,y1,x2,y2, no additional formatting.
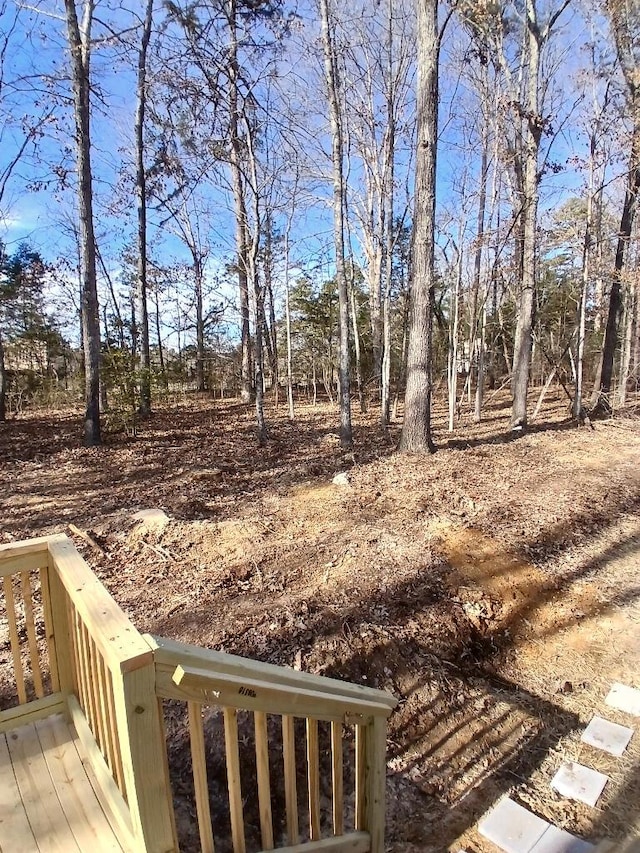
0,714,125,853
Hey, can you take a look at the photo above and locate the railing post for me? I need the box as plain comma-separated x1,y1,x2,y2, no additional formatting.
364,716,388,853
46,553,76,700
111,657,177,853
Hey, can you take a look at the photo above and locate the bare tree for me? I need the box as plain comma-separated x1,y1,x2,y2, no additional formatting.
135,0,154,417
319,0,352,449
592,0,640,412
398,0,439,453
64,0,101,445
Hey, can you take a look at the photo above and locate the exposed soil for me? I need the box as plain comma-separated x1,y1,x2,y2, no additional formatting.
1,388,640,851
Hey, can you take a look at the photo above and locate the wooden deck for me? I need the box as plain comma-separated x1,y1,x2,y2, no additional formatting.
1,714,124,853
0,535,397,852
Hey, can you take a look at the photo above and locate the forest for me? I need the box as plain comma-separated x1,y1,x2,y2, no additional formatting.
2,1,640,851
0,0,637,446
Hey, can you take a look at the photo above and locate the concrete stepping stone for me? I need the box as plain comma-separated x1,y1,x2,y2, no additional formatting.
605,683,640,717
478,797,550,852
581,716,634,756
530,825,594,852
551,761,608,806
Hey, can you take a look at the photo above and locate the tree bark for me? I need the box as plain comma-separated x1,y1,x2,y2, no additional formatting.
398,0,437,453
227,0,252,404
136,0,154,417
0,329,6,421
510,0,541,430
194,254,205,392
320,0,352,449
592,124,640,412
64,0,101,446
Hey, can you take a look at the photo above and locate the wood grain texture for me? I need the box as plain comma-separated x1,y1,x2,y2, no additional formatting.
21,571,44,698
254,711,274,850
40,566,60,693
331,721,344,836
6,719,82,852
273,834,370,853
149,634,396,711
188,702,215,853
223,707,246,853
171,665,389,723
282,714,299,846
0,729,38,850
35,714,124,852
3,575,26,704
48,539,152,674
307,718,321,842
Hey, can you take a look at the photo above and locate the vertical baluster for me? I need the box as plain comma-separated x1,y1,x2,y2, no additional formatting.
39,566,59,692
331,721,344,836
355,724,366,831
254,711,274,850
69,604,84,706
76,617,95,732
97,655,117,774
87,635,108,756
72,609,88,716
104,663,126,797
282,715,299,845
223,707,246,853
365,717,387,853
188,702,215,853
20,571,44,698
306,718,320,841
3,575,26,703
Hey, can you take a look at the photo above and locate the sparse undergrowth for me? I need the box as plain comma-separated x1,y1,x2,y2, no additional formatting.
1,388,640,851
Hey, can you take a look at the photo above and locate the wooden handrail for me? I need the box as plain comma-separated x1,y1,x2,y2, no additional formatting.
148,634,396,712
172,663,394,722
150,633,395,853
0,537,396,853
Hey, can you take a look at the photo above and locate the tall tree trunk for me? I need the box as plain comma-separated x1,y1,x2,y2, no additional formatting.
227,0,252,404
194,254,205,392
381,0,396,429
399,0,437,453
592,124,640,412
64,0,101,445
263,216,278,402
574,130,595,421
618,279,635,405
473,122,489,422
154,288,168,389
448,224,464,433
244,116,267,445
283,227,295,421
511,0,541,430
320,0,352,450
0,329,6,421
136,0,154,417
349,272,366,413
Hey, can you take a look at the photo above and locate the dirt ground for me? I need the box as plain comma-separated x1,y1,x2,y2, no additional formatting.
1,387,640,852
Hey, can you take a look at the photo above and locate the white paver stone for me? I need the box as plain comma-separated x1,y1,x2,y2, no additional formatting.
581,716,634,756
550,761,608,806
530,825,594,853
478,797,550,853
605,683,640,717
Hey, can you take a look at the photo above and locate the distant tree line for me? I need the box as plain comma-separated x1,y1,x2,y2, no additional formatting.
0,0,638,451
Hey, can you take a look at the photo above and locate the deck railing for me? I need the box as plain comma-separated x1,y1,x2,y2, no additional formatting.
151,635,396,853
0,534,176,853
0,536,396,853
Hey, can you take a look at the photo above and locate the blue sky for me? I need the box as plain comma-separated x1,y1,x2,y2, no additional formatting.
0,0,630,349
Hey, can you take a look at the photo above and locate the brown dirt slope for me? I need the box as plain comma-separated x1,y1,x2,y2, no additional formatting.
1,389,639,851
